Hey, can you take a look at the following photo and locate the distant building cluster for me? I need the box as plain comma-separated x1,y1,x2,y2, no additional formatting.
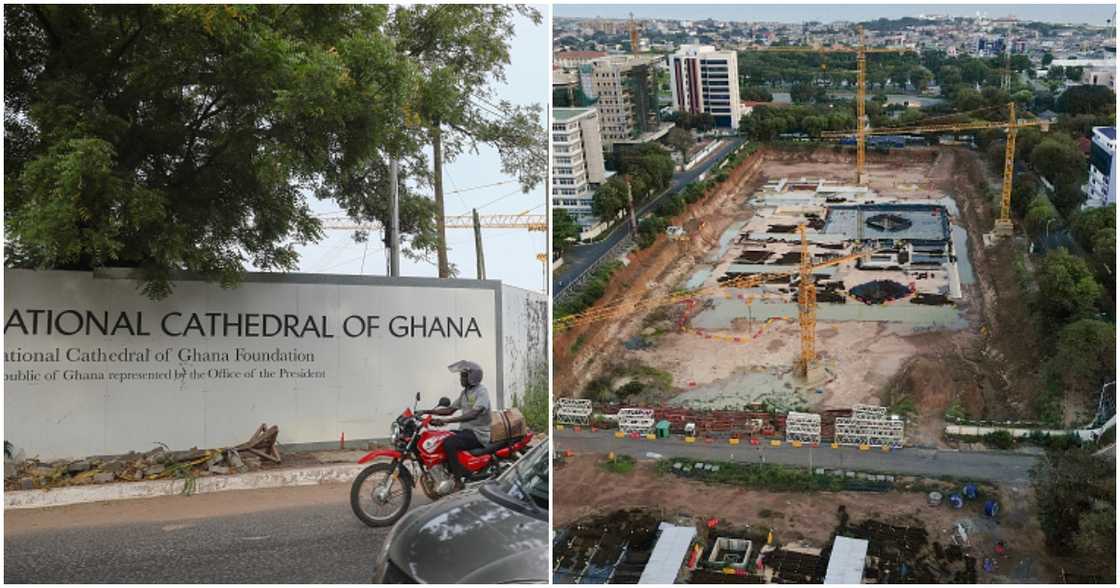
551,12,1116,227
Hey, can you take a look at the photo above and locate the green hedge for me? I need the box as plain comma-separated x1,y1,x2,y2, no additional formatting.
555,261,623,319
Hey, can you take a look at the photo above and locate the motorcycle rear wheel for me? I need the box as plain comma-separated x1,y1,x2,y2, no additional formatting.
350,462,412,528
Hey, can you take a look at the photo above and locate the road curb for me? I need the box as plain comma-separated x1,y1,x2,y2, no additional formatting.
4,463,366,511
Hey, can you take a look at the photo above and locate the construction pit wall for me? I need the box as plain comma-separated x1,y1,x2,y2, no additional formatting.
688,177,968,328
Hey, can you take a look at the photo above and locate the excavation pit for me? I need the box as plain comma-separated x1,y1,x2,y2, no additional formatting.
849,280,912,305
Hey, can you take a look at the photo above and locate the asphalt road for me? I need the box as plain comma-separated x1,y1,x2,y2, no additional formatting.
4,482,423,583
554,137,746,297
555,430,1039,484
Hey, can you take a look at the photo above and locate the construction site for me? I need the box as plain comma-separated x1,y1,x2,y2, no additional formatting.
549,40,1085,571
555,138,1051,447
551,453,1056,584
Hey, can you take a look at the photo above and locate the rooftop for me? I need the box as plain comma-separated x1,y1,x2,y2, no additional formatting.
637,522,696,584
554,50,607,60
823,536,868,584
553,107,595,122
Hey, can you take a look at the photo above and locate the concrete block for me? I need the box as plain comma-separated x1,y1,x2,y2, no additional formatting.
20,478,34,490
93,472,116,484
143,464,165,477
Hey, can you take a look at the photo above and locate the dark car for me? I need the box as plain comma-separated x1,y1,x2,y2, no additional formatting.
371,439,549,583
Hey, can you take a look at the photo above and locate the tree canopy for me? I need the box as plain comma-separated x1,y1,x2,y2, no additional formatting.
1055,85,1116,116
1031,449,1116,582
4,4,544,295
1035,248,1104,326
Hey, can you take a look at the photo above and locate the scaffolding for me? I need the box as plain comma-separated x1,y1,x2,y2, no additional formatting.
852,404,888,419
617,408,656,435
555,398,593,426
785,411,822,444
834,405,904,448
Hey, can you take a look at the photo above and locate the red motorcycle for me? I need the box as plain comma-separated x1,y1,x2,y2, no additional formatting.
349,393,534,527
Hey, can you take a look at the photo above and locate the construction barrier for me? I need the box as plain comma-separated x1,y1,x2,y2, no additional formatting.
617,408,655,435
555,398,593,426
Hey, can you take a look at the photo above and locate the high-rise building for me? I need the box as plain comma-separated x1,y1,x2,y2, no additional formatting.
1083,126,1116,209
552,107,608,227
577,54,661,150
667,44,741,129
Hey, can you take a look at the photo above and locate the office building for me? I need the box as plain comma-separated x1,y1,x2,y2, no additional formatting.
552,107,608,227
668,44,742,129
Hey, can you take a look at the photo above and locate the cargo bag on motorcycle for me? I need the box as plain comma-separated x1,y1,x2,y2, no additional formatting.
490,408,526,443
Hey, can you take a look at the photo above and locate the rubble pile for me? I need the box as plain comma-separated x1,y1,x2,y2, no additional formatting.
4,423,281,491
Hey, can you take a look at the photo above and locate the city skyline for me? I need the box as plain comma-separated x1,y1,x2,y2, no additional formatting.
555,4,1115,26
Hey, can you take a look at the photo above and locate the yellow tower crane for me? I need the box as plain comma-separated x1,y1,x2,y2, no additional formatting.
754,26,915,185
321,212,546,285
821,102,1049,237
555,225,869,378
629,13,640,54
321,213,545,232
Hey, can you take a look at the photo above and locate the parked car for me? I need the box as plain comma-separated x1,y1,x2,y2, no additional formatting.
371,439,549,583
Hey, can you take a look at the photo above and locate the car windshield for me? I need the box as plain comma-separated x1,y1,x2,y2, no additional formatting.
492,441,548,511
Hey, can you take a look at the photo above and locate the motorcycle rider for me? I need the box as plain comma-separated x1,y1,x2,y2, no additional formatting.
426,360,491,482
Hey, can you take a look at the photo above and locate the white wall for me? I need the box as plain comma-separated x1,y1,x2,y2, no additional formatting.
499,284,548,407
4,270,508,460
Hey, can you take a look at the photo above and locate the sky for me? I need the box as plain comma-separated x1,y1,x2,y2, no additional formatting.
554,3,1115,25
292,8,549,294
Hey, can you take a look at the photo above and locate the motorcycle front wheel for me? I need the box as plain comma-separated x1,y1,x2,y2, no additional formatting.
350,462,412,527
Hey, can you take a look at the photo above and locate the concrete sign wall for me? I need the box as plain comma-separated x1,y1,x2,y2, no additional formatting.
4,269,504,460
500,284,548,405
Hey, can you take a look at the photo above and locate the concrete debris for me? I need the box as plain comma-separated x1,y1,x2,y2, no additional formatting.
67,460,92,474
102,460,127,474
6,424,287,492
226,449,247,473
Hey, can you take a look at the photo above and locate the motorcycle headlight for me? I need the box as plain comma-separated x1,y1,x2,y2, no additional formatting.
391,421,401,444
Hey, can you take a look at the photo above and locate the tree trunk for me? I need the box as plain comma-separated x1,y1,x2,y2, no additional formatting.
432,123,449,278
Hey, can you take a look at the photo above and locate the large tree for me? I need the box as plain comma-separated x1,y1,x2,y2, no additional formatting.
664,127,694,165
5,4,437,297
552,208,580,255
1031,450,1116,582
1035,248,1104,327
1030,136,1087,188
4,4,546,293
391,5,546,278
1055,85,1116,116
1045,319,1116,405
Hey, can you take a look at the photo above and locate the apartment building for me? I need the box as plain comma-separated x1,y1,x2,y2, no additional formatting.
668,44,742,129
552,107,608,227
577,54,661,150
1083,126,1116,209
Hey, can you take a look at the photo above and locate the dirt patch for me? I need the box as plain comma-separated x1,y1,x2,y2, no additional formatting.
939,149,1045,421
553,454,1060,583
554,147,767,397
